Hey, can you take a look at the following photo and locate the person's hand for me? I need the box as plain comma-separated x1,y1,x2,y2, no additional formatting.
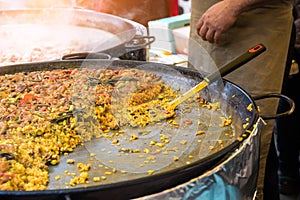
196,1,239,43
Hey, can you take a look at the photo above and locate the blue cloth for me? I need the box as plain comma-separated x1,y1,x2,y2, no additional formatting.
183,174,242,200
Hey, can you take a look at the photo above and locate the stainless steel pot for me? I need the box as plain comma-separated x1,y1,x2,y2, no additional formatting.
0,8,154,65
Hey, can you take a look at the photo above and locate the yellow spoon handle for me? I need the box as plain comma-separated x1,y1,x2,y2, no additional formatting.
169,80,208,108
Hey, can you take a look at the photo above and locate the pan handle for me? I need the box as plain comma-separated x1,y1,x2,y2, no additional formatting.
61,36,154,60
253,93,295,120
124,35,155,49
61,52,111,60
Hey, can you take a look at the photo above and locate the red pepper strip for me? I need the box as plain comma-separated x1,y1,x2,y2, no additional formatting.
49,76,57,82
20,93,38,105
184,119,193,125
199,98,206,104
162,109,170,114
18,94,38,108
0,173,14,184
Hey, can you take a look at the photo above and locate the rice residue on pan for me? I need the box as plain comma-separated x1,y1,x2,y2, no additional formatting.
0,67,178,190
0,67,233,190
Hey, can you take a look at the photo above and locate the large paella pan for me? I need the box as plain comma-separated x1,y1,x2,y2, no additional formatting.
0,46,294,199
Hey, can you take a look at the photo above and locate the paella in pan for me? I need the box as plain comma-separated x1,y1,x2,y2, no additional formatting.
0,60,241,191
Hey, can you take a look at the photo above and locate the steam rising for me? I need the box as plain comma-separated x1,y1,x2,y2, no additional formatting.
0,8,136,64
0,24,118,55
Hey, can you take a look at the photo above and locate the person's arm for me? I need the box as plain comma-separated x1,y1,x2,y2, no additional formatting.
196,0,276,43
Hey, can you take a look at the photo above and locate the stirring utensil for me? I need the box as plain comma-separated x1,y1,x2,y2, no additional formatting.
166,43,266,112
123,44,266,126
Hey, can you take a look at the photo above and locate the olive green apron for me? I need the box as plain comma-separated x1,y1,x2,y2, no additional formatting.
189,1,293,199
